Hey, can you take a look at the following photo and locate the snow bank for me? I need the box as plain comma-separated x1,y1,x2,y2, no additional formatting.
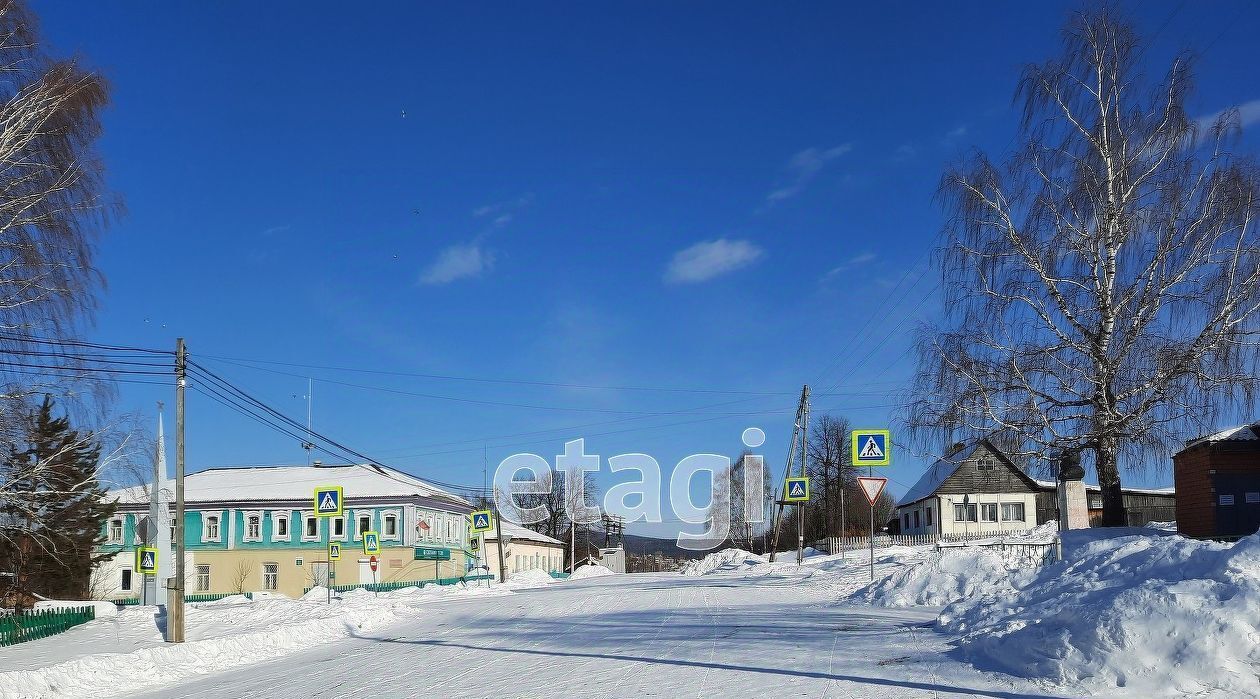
0,582,513,698
943,531,1260,695
859,545,1035,608
568,564,614,580
32,600,117,618
504,568,554,589
678,548,762,576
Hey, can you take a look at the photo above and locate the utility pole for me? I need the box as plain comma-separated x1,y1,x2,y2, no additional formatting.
169,338,187,643
768,385,809,563
797,389,809,566
493,498,507,583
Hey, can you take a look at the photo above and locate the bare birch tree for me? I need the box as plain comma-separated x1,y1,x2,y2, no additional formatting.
907,9,1260,525
0,0,117,440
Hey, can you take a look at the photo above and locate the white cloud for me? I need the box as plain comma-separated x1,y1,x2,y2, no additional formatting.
419,242,494,285
892,143,916,161
765,144,852,204
822,252,878,279
665,239,764,284
1196,99,1260,132
944,125,967,140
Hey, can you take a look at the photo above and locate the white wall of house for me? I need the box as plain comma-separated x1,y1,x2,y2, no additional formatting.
481,537,565,581
897,493,1037,536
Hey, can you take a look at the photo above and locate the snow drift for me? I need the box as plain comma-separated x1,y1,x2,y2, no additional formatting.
504,568,555,588
941,531,1260,695
860,545,1035,608
678,548,762,576
569,563,614,580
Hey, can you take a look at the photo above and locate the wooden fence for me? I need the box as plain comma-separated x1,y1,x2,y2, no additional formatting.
0,606,96,647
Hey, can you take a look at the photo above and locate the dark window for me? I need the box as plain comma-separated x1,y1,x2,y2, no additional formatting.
976,456,996,471
954,504,977,522
121,569,133,591
926,507,933,526
914,511,920,528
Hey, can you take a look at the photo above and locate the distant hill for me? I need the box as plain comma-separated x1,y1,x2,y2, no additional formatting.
618,533,706,560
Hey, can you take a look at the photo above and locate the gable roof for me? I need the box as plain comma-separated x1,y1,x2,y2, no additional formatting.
108,463,468,508
1178,422,1260,453
485,519,564,546
896,438,1040,507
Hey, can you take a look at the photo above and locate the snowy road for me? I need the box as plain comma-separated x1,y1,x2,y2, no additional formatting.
135,570,1064,699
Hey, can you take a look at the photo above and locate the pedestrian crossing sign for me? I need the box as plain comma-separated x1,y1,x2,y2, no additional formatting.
852,429,891,467
328,542,341,561
784,476,810,502
314,486,343,517
362,531,381,555
136,546,158,574
469,510,493,533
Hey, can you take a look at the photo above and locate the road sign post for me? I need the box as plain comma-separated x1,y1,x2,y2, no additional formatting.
369,555,379,597
857,476,888,581
327,542,341,604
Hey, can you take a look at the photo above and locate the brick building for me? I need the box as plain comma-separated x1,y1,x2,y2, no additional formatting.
1174,424,1260,538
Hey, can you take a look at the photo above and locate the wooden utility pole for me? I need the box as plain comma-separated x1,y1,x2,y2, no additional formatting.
493,500,507,583
169,338,187,643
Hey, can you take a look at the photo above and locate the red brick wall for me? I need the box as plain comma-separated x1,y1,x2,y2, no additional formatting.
1175,442,1260,537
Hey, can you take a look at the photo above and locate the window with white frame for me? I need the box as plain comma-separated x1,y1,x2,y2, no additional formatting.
262,562,278,591
979,503,998,522
244,512,262,542
272,512,290,541
108,517,123,544
382,512,399,539
331,516,346,540
202,514,221,542
953,503,977,522
421,513,435,540
196,564,210,592
355,513,371,540
302,512,319,541
1089,496,1103,509
1002,503,1026,521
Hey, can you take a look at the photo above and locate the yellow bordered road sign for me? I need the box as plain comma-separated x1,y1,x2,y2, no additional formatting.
314,485,343,517
469,510,493,533
362,530,381,555
784,476,810,502
136,546,158,574
852,429,892,467
328,542,341,561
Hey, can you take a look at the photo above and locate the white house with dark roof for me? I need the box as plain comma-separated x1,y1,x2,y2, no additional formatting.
895,438,1044,536
94,462,476,600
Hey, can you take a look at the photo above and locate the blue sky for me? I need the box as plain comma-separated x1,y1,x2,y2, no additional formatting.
33,1,1260,537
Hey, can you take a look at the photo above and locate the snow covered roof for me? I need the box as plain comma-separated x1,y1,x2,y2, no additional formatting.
1180,423,1260,451
1030,479,1174,496
486,519,564,546
896,441,977,506
107,463,467,508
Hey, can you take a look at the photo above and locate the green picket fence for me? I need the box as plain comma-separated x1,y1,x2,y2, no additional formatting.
0,606,96,647
303,574,495,596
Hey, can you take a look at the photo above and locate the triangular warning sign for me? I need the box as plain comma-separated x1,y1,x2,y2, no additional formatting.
789,482,806,497
857,477,887,505
859,436,884,460
319,492,337,511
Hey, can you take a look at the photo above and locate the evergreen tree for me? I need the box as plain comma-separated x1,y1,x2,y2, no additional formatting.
2,396,114,601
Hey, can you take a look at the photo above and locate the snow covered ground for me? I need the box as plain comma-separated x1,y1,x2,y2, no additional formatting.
4,527,1250,697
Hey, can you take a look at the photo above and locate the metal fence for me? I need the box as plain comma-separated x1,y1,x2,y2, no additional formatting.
935,539,1062,567
825,529,1040,553
302,574,495,596
0,606,96,647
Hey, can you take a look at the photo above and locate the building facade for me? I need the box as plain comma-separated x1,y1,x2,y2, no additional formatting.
95,463,474,600
895,438,1176,535
896,439,1042,536
481,520,566,580
1174,424,1260,538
